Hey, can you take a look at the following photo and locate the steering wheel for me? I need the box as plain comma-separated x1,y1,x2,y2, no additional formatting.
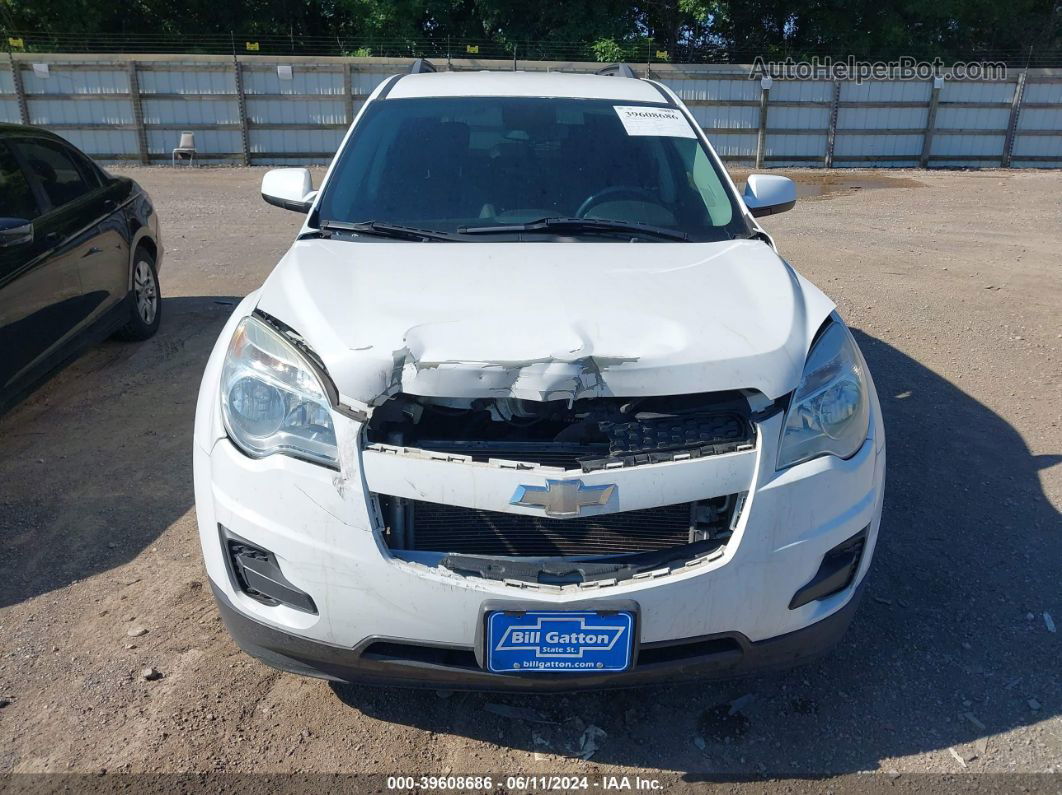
575,186,660,218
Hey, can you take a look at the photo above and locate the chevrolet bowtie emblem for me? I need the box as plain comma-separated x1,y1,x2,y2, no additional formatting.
510,479,616,518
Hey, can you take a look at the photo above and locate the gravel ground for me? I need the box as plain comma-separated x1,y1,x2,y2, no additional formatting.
0,166,1058,786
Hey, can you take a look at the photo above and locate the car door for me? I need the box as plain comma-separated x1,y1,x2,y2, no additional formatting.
60,144,132,325
0,139,85,393
12,136,133,317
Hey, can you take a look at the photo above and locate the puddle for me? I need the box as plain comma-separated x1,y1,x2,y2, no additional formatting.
729,170,924,200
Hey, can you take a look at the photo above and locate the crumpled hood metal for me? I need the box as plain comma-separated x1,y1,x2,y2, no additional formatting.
254,239,835,410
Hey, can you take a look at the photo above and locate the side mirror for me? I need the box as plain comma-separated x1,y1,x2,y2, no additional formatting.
0,218,33,248
261,168,316,213
742,175,797,218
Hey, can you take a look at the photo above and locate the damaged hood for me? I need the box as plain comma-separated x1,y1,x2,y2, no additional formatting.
255,238,834,409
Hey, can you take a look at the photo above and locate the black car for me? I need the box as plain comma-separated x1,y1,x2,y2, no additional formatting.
0,123,163,412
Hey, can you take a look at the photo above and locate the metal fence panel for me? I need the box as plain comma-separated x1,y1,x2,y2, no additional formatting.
350,70,393,95
26,97,133,125
1017,107,1062,129
935,106,1011,130
3,55,1058,168
245,97,347,125
0,99,22,123
139,68,236,95
834,133,924,156
838,106,928,129
766,133,828,156
832,159,920,168
53,129,138,156
704,132,759,159
688,104,759,129
1013,134,1062,155
769,80,832,102
939,81,1016,102
141,97,240,125
926,159,1003,167
21,67,128,95
249,128,345,154
661,77,759,102
931,134,1006,156
770,105,830,130
1022,82,1062,103
244,68,344,95
840,80,932,103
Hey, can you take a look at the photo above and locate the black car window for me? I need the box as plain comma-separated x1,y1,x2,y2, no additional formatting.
12,138,98,211
67,146,108,187
0,142,40,220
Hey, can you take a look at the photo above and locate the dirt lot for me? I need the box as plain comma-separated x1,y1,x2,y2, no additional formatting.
0,166,1059,785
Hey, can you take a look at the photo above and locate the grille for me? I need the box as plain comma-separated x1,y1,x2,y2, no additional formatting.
604,412,749,455
403,501,697,557
412,412,753,473
415,440,610,471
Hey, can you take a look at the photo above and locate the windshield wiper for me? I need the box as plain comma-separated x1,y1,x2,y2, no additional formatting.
458,217,688,241
312,220,455,242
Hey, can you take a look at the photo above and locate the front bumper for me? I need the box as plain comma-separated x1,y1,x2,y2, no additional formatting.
192,298,886,688
194,414,884,683
211,579,865,691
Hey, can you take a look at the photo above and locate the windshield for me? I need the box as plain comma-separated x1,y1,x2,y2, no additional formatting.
314,96,749,242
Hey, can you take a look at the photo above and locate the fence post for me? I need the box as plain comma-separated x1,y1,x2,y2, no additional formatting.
824,80,841,168
755,76,771,169
127,61,149,165
232,55,251,166
919,75,943,169
8,52,29,125
343,62,354,126
1002,71,1027,168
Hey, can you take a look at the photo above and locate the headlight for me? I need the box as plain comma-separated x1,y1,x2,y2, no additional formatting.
220,316,338,467
777,322,870,469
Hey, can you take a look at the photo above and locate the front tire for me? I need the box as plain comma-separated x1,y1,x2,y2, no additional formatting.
115,247,161,341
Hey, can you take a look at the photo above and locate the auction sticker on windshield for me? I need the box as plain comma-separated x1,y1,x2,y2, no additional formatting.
613,105,697,138
486,610,635,673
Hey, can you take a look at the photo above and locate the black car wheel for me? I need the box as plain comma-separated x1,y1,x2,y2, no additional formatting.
115,246,161,341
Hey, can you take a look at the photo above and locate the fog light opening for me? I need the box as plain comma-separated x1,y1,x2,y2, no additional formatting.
788,526,869,610
219,525,318,614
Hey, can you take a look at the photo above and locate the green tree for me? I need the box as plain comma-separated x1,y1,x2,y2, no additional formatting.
1,0,1058,61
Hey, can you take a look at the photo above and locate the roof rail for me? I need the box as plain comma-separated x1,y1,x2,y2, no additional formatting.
596,63,636,78
409,58,437,74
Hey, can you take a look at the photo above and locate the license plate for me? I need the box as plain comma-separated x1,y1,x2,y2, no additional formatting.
485,610,635,673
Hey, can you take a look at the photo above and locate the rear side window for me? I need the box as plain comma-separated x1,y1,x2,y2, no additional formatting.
12,138,99,210
0,142,39,220
68,146,107,186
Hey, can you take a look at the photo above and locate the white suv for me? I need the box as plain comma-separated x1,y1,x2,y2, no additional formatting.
193,64,885,689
